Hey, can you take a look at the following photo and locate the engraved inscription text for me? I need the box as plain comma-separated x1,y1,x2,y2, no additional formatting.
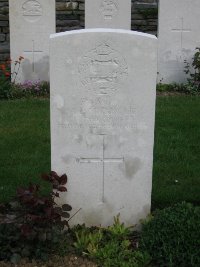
58,97,136,133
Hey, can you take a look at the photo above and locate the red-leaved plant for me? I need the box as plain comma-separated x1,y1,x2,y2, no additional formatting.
0,171,72,262
15,171,72,238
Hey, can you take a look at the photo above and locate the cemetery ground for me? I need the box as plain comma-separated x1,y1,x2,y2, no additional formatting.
0,95,200,267
0,97,200,206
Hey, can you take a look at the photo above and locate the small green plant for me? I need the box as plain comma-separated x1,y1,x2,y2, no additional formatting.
107,214,133,237
140,202,200,267
0,171,72,263
73,215,150,267
73,227,92,253
74,227,103,256
95,239,150,267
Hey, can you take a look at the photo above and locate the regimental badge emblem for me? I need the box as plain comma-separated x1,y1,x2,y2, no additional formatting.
100,0,119,20
22,0,42,22
78,43,128,95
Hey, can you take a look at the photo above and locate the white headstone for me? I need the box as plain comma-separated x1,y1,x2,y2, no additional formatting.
50,29,157,227
9,0,55,83
158,0,200,84
85,0,131,29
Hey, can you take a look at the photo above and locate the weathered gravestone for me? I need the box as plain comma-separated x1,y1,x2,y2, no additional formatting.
50,29,157,226
158,0,200,83
85,0,131,29
9,0,55,83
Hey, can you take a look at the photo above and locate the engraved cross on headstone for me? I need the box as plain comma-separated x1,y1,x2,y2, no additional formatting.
24,40,43,72
171,17,191,51
77,135,124,203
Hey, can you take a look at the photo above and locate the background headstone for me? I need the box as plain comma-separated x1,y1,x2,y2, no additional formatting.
85,0,131,29
0,1,159,65
9,0,55,83
50,29,157,227
158,0,200,84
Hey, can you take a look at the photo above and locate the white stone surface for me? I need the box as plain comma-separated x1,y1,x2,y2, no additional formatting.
9,0,55,83
85,0,131,29
158,0,200,84
50,29,157,227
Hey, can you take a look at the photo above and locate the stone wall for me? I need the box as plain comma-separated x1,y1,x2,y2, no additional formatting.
0,0,9,62
0,0,158,63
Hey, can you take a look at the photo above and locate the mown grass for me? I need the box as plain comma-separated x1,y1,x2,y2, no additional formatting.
0,99,51,202
152,96,200,209
0,97,200,209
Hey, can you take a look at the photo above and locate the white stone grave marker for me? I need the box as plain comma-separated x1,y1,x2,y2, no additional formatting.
85,0,131,29
50,29,157,227
9,0,55,83
158,0,200,83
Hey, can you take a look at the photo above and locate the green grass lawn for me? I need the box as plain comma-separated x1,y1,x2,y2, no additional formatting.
0,97,200,210
0,99,51,202
153,96,200,209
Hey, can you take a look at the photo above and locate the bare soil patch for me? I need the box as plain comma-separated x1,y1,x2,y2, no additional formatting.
156,91,187,96
0,255,97,267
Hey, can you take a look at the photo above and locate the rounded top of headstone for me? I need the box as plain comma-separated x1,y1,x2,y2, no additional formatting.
50,29,157,40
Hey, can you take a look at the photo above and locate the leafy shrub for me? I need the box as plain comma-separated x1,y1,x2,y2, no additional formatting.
182,83,200,95
157,48,200,95
140,202,200,267
73,215,151,267
0,171,72,263
184,47,200,94
185,47,200,84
